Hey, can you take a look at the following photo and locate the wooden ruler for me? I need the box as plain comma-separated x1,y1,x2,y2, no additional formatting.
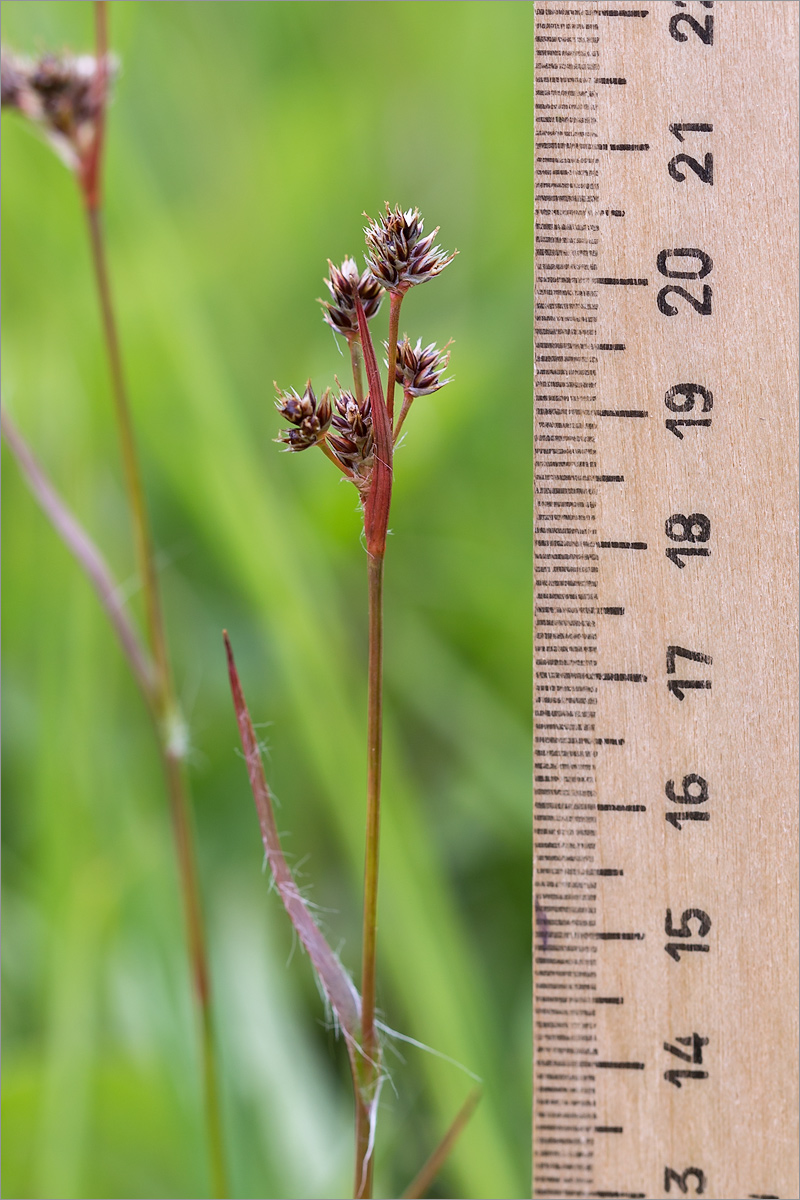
533,3,799,1198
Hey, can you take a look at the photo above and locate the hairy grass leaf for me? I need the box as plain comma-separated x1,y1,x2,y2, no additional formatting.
223,631,363,1063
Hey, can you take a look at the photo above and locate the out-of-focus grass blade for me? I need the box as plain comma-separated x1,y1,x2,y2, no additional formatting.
1,408,155,705
401,1088,482,1199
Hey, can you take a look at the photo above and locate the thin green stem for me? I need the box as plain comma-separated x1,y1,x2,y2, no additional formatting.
385,292,403,425
354,550,385,1199
349,335,365,405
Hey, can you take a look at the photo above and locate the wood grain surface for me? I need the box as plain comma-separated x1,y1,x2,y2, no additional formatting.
534,4,799,1197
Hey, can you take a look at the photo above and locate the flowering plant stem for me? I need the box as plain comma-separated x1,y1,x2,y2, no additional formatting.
346,286,397,1197
355,550,384,1199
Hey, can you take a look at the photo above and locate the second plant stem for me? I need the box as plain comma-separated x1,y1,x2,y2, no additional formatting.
84,205,228,1200
353,293,402,1197
355,550,385,1199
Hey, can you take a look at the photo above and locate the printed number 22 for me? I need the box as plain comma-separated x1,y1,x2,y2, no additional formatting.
665,1166,707,1194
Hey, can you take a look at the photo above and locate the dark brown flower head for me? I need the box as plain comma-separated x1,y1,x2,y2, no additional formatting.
391,335,453,397
328,390,374,488
275,381,332,451
0,49,113,172
364,204,456,295
319,257,384,338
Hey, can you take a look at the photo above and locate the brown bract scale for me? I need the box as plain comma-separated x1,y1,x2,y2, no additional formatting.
391,335,453,397
328,390,374,489
275,381,332,451
0,49,113,173
364,203,456,295
320,257,384,338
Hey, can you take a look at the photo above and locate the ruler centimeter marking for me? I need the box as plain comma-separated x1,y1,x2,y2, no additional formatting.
534,4,799,1198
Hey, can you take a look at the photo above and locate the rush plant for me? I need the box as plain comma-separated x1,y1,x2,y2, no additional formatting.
224,208,476,1199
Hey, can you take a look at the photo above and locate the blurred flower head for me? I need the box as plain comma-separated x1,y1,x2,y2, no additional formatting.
391,336,453,397
319,257,384,338
0,48,114,174
275,381,332,451
364,204,456,295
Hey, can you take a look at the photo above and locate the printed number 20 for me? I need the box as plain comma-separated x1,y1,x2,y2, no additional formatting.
657,248,713,316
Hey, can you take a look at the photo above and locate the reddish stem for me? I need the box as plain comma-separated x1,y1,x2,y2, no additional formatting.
393,390,414,443
354,295,392,560
352,293,396,1198
384,292,402,425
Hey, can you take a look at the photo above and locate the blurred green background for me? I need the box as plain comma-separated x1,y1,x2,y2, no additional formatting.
1,3,532,1197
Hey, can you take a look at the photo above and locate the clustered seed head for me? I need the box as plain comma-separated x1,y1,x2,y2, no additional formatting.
364,203,456,295
328,390,374,488
320,257,384,338
392,336,453,397
0,49,113,172
276,206,454,490
275,381,332,451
